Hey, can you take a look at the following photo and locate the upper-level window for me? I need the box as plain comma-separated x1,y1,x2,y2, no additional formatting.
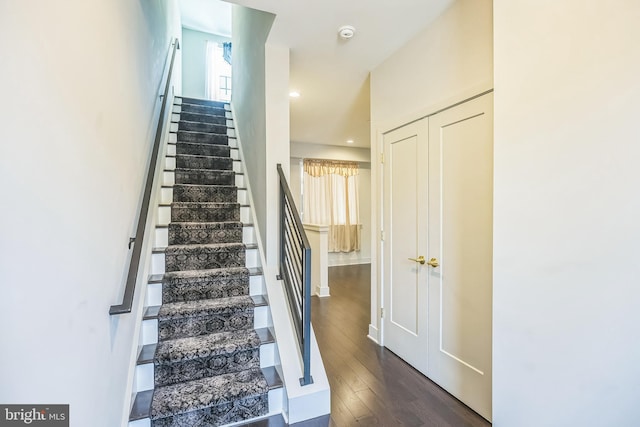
206,42,231,102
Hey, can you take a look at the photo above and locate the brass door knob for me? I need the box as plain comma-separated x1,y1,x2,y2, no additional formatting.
408,255,426,265
408,256,439,267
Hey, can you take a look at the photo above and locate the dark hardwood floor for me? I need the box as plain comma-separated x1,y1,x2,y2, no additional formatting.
308,264,491,427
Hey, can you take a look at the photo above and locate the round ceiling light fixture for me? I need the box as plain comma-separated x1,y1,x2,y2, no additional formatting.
338,25,356,40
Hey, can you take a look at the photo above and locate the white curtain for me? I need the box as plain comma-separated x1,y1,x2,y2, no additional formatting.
303,159,360,252
205,41,232,101
205,41,217,100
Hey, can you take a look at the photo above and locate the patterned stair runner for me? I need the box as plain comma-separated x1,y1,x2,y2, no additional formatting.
150,98,269,427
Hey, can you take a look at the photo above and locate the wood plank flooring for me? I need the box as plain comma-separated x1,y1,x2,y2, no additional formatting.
309,264,491,427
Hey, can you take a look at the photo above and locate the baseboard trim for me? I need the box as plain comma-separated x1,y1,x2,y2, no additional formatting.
328,257,371,267
367,324,380,345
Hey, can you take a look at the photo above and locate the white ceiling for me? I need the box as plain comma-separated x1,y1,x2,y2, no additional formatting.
180,0,232,37
180,0,455,148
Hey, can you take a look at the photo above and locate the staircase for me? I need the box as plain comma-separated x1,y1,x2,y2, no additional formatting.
129,97,282,427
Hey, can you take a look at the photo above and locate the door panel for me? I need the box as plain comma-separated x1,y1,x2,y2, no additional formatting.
382,119,429,374
428,93,493,420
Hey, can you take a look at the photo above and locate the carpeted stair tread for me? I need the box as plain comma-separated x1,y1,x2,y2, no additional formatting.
175,154,233,171
138,328,274,365
168,221,243,245
129,367,282,423
149,267,263,284
178,102,227,117
150,368,268,423
170,202,240,223
154,329,261,364
158,295,254,320
162,266,250,302
178,120,228,135
177,112,226,125
172,185,238,204
164,243,246,272
156,296,256,340
146,295,266,320
177,130,228,145
174,168,235,186
179,97,227,108
153,330,262,387
176,142,230,157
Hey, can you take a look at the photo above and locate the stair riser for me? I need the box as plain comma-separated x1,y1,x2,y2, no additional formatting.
154,348,261,387
162,271,250,303
157,204,251,226
172,186,238,204
146,275,264,306
179,98,228,108
164,248,246,272
141,306,270,346
173,143,231,157
170,205,239,223
163,170,243,186
178,121,228,134
169,131,237,147
174,155,233,171
164,157,243,173
176,112,229,126
168,225,242,245
151,248,259,274
157,309,254,341
154,223,255,247
148,279,249,306
127,388,282,427
151,393,268,427
177,130,230,145
177,103,227,116
135,343,275,392
160,186,246,205
176,170,236,186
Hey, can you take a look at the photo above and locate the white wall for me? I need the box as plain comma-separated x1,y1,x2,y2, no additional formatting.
264,43,291,266
0,1,181,426
290,142,372,267
232,5,290,268
231,5,274,255
368,0,493,342
493,2,640,425
181,27,230,99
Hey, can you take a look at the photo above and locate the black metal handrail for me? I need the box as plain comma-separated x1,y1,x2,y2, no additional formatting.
110,39,180,315
277,164,313,386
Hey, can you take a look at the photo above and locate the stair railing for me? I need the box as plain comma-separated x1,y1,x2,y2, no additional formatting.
110,39,180,315
277,164,313,386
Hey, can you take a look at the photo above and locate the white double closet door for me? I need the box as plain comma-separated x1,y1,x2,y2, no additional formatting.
382,93,493,421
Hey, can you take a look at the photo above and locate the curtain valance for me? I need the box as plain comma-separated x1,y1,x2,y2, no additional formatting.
303,159,359,177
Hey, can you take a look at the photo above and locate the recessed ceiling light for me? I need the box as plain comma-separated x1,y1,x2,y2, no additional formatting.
289,91,300,98
346,139,354,144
